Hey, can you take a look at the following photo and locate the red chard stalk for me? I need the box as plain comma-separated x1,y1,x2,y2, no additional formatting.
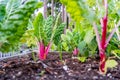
73,47,79,55
101,16,107,49
39,41,52,60
39,41,45,60
45,42,52,56
93,0,109,74
100,16,108,73
99,0,108,73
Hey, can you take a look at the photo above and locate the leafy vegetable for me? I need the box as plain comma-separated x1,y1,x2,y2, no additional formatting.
0,0,43,52
21,13,65,60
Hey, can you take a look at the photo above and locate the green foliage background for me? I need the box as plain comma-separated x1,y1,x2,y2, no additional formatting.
60,0,120,56
0,0,43,52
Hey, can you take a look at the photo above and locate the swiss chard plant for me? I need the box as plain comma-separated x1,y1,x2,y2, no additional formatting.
34,13,65,60
61,0,120,74
61,29,80,53
21,13,65,60
61,25,97,62
0,0,42,52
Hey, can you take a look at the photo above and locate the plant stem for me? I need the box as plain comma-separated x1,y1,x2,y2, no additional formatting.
99,50,106,73
38,41,45,60
101,16,107,50
93,22,101,51
105,20,120,47
93,22,107,73
101,0,108,49
99,0,108,74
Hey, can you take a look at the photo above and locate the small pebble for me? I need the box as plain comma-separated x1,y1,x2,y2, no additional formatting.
73,62,75,64
107,73,111,77
63,65,69,71
100,76,103,79
87,68,91,71
12,75,16,79
109,76,112,78
35,76,40,80
58,75,64,78
54,72,58,75
83,77,87,79
68,72,73,76
93,76,98,80
54,75,57,78
16,71,22,77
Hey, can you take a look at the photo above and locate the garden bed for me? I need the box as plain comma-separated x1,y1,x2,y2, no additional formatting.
0,52,120,80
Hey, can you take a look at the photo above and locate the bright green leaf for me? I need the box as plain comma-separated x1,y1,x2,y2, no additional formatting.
84,29,94,44
77,57,86,62
105,59,118,68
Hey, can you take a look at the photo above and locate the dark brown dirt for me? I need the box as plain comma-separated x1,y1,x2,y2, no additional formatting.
0,52,120,80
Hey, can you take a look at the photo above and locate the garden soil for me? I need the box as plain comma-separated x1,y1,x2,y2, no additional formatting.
0,52,120,80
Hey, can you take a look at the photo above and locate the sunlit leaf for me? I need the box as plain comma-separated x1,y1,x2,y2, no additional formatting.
77,57,86,62
105,59,118,68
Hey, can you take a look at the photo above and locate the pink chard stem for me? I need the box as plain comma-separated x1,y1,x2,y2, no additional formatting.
38,41,52,60
73,47,79,55
93,22,101,51
39,41,45,60
105,20,120,47
93,0,108,74
99,0,108,73
45,42,52,56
